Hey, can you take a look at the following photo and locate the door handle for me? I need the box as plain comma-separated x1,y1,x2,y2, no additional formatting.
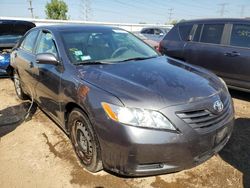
224,51,240,57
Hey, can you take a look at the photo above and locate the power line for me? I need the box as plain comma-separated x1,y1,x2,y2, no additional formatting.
168,8,174,23
27,0,34,18
218,3,228,17
240,5,245,17
80,0,91,21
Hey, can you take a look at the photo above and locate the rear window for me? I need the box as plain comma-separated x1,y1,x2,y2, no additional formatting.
200,24,224,44
0,22,34,44
178,25,193,41
230,24,250,48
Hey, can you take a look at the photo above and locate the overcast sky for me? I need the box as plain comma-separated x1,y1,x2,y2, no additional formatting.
0,0,250,24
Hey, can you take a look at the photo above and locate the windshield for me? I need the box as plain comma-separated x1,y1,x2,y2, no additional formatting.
61,29,158,64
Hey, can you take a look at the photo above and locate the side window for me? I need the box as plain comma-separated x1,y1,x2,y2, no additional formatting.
200,24,224,44
230,24,250,48
193,24,203,42
164,26,180,41
145,29,154,34
36,31,58,57
178,25,193,41
141,29,148,34
21,30,39,53
154,29,162,35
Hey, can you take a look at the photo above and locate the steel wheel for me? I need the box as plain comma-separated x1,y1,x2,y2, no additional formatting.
69,108,102,172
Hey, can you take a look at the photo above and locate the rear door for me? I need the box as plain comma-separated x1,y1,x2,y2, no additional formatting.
14,29,40,95
183,23,228,76
161,23,193,60
219,23,250,89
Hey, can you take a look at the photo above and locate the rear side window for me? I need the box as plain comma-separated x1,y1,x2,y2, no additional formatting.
200,24,224,44
21,30,39,53
193,24,203,42
179,25,193,41
141,29,154,34
164,26,180,41
230,24,250,48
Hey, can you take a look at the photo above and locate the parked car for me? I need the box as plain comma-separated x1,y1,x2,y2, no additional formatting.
159,18,250,92
0,20,35,76
11,25,234,176
137,27,171,49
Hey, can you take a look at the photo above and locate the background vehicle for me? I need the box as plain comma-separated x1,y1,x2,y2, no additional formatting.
136,27,170,49
0,20,35,76
11,25,234,176
159,18,250,92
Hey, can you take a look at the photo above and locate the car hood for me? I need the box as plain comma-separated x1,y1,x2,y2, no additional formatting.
77,56,225,110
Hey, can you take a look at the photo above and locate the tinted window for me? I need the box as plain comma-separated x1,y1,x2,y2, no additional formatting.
142,29,154,34
0,23,34,44
154,29,163,35
200,24,224,44
164,26,180,41
230,24,250,48
36,32,58,57
179,25,193,41
21,30,39,53
193,24,203,42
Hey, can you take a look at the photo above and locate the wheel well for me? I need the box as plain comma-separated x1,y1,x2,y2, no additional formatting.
65,102,87,132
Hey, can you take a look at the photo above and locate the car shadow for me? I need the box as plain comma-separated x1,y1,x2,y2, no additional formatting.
219,118,250,188
0,102,37,137
229,88,250,102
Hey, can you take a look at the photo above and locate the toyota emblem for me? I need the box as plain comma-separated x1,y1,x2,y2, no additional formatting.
213,100,224,113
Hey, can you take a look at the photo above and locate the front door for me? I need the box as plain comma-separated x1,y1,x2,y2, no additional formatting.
34,30,62,123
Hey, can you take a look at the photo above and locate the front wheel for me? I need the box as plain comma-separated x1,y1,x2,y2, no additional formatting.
68,108,103,173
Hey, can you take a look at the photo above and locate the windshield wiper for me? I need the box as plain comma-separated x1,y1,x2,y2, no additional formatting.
75,61,112,65
120,56,158,62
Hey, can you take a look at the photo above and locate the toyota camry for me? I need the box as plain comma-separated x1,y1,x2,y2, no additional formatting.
10,25,234,176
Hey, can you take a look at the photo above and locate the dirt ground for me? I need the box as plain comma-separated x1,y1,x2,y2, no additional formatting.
0,78,249,188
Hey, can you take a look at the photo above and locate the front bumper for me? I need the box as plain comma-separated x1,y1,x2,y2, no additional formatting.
95,118,233,176
93,93,234,176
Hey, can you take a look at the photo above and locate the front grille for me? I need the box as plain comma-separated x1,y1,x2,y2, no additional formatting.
176,98,231,129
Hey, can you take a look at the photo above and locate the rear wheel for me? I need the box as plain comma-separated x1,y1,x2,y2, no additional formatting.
13,71,27,100
68,108,103,172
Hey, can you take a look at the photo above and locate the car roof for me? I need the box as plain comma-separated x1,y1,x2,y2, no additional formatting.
35,25,123,32
177,18,250,25
0,19,35,27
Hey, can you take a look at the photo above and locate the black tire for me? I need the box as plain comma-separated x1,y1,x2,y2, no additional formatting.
68,108,103,172
6,66,13,77
13,71,27,100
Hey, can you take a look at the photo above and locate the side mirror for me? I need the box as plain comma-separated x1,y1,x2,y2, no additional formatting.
36,53,59,65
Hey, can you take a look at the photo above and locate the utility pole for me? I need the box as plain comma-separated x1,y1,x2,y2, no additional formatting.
168,8,174,23
240,5,245,17
27,0,34,18
81,0,91,21
218,3,228,17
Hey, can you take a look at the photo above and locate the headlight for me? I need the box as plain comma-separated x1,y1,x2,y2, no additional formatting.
219,77,228,91
101,102,176,130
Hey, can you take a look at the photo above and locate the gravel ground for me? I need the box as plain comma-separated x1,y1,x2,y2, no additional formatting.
0,78,249,188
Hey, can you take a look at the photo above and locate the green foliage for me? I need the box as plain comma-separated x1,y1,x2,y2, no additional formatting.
45,0,68,20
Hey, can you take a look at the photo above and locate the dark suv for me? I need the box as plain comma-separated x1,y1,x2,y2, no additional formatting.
159,18,250,92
